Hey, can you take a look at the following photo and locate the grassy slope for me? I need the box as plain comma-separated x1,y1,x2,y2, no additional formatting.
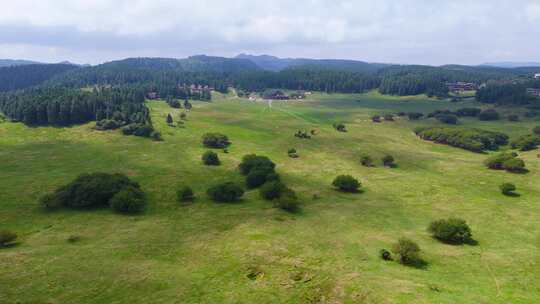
1,92,539,303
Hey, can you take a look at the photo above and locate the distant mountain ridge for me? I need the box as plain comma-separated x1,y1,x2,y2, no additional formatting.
480,62,540,68
235,54,389,72
0,59,43,67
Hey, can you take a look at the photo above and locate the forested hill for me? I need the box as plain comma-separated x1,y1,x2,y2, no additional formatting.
236,53,388,72
0,64,80,92
0,59,42,67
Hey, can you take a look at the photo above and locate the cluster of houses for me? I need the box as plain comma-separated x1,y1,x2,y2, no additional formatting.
259,90,309,100
146,84,214,100
446,82,477,92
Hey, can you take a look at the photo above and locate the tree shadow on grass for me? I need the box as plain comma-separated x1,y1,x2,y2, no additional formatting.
503,192,521,198
401,258,429,270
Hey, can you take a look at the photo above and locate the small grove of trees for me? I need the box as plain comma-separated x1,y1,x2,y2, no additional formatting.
414,127,508,153
207,182,244,203
259,181,300,212
428,218,473,244
202,151,220,166
360,155,375,167
0,230,17,247
202,133,230,148
239,154,278,189
511,134,540,151
484,152,527,173
39,173,147,214
122,123,162,141
332,175,361,192
500,183,517,196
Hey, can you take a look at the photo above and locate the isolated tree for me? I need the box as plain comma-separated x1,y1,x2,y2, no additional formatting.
177,186,194,202
202,151,220,166
428,218,472,244
207,182,244,203
382,155,395,167
332,175,361,192
166,113,173,124
392,238,421,265
500,183,517,196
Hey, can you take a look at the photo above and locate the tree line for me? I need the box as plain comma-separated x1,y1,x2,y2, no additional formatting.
0,86,150,126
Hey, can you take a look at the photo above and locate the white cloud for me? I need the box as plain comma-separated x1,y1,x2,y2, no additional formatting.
0,0,538,64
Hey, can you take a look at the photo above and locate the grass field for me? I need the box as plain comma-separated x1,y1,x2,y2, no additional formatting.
1,91,540,303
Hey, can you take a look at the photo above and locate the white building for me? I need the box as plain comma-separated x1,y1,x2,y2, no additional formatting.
535,73,540,80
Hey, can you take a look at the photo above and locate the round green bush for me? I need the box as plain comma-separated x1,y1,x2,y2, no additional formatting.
392,238,421,265
110,186,147,214
380,249,392,261
273,189,300,212
0,230,17,247
238,154,276,175
382,155,395,167
202,151,220,166
246,168,273,189
500,183,516,195
202,133,230,148
428,218,472,244
207,182,244,202
259,181,287,200
332,175,361,192
360,155,374,167
177,186,194,202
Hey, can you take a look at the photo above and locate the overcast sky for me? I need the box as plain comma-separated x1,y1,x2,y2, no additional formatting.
1,0,539,65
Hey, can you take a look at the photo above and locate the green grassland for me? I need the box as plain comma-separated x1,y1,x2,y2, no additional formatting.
1,92,540,303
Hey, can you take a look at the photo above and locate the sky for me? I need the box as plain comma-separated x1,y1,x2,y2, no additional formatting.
0,0,539,66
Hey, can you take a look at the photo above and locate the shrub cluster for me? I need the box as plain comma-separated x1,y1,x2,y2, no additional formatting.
407,112,424,120
510,134,540,151
288,148,299,158
414,127,509,152
392,238,421,265
371,115,382,123
239,154,277,188
428,218,473,244
455,108,482,117
177,186,194,202
478,109,500,121
333,123,347,132
202,151,220,166
259,181,299,212
122,123,161,141
332,175,361,192
207,182,244,203
39,173,147,214
484,152,526,173
435,114,459,125
94,119,124,130
382,155,396,167
202,133,230,148
360,155,375,167
294,130,312,139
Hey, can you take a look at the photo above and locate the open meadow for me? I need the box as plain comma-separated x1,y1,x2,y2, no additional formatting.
1,92,539,303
